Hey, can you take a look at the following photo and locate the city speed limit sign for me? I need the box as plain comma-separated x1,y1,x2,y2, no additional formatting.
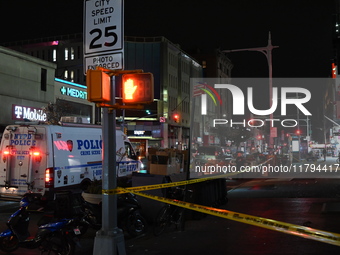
84,0,124,71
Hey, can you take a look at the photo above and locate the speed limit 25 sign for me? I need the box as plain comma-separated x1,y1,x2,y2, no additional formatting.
84,0,124,72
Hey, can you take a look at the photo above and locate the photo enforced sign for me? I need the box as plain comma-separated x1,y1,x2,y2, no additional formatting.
190,78,338,179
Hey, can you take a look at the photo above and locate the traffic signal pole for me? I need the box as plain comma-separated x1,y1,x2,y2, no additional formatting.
93,75,126,255
87,67,154,254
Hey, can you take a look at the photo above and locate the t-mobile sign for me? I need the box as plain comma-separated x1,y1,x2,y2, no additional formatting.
12,104,47,121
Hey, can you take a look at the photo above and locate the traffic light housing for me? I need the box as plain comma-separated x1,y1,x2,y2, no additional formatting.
173,113,180,123
86,70,111,103
122,73,154,104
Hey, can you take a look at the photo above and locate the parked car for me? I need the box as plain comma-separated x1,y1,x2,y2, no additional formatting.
195,146,225,164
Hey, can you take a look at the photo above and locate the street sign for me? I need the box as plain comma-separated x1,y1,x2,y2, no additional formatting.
83,0,124,73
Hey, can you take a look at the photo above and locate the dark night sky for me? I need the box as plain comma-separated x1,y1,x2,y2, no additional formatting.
0,0,335,78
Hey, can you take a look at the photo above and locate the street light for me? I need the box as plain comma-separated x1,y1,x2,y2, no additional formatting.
222,31,279,149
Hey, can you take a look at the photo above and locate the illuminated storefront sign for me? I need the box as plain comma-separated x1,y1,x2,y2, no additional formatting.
55,78,88,100
127,130,152,137
60,86,87,100
12,105,47,121
134,130,145,135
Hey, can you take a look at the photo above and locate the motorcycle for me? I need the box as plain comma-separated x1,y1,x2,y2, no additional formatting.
82,192,147,238
0,193,82,255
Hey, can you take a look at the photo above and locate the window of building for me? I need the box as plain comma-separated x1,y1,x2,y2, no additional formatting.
71,47,75,60
70,70,74,82
53,49,57,62
41,68,47,91
64,70,68,80
64,48,69,61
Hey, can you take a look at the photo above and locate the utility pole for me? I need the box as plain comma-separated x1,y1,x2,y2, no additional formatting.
222,32,279,150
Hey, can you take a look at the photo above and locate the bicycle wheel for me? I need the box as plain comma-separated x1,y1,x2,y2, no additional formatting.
173,207,185,231
153,205,171,236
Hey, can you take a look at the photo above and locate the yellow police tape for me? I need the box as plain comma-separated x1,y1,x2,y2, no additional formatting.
103,173,229,195
104,157,274,195
115,187,340,246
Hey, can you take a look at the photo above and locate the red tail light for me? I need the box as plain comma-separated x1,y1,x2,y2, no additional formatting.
45,168,54,188
32,151,40,156
2,146,13,163
30,147,42,162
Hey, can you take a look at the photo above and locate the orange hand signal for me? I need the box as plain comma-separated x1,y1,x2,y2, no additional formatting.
124,79,137,99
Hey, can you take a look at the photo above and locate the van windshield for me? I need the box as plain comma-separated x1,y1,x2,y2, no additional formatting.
125,142,137,159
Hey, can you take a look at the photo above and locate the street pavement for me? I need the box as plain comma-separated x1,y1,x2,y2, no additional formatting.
2,178,340,254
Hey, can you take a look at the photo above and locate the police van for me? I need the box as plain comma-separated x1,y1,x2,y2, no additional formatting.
0,122,141,199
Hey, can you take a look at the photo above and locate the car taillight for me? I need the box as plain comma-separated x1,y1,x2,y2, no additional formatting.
45,168,54,188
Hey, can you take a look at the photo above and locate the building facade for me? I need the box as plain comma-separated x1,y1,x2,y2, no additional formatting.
123,36,202,151
189,49,234,147
0,46,56,133
0,45,94,136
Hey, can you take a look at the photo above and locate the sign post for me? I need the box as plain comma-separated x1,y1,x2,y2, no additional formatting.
84,0,126,254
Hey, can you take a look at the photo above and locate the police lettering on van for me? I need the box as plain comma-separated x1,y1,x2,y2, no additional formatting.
77,139,102,156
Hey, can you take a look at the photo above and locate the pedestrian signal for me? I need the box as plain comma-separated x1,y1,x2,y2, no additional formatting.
86,70,111,103
122,73,154,104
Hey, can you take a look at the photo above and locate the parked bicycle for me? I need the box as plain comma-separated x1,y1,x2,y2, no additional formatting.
153,187,189,236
